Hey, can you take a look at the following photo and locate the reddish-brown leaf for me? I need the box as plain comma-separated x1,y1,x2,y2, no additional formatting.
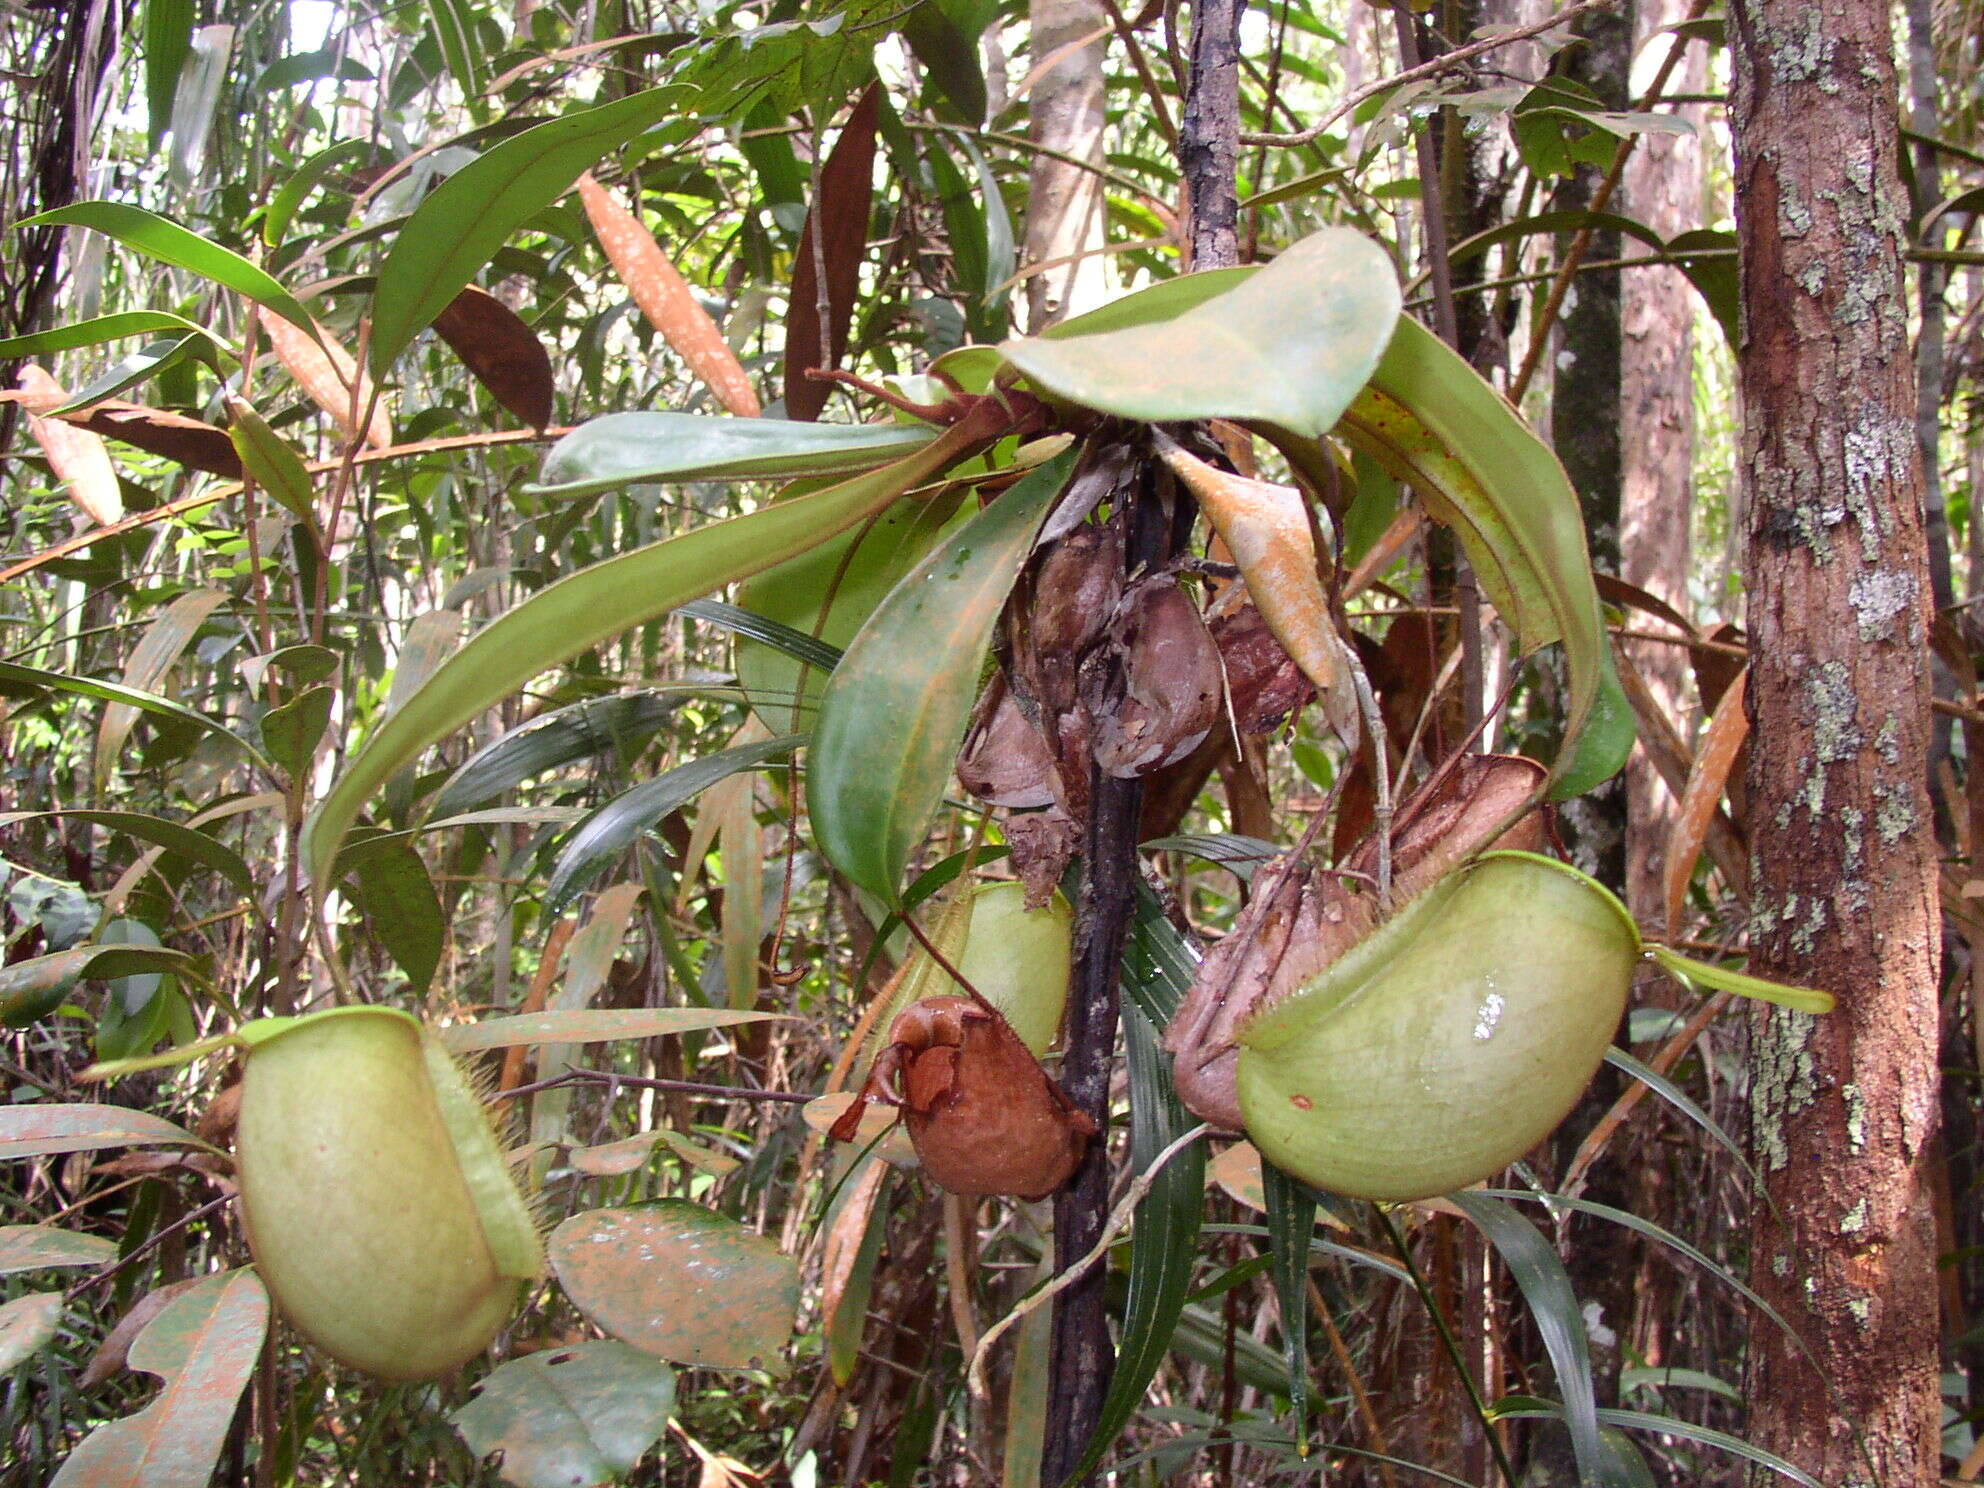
12,367,121,524
1664,668,1750,936
59,402,243,479
431,286,557,430
783,84,880,421
575,178,760,419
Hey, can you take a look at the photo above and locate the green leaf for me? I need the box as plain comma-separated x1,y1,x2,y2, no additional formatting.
259,685,334,779
1340,316,1633,797
430,691,684,819
17,202,321,342
227,398,319,532
731,485,964,732
1647,944,1833,1014
998,230,1399,441
50,334,212,413
143,0,196,144
807,445,1076,898
263,138,376,247
901,0,993,122
50,1270,268,1488
0,659,269,772
0,1293,64,1374
0,310,221,361
1489,1400,1822,1488
1449,1193,1610,1487
0,1225,118,1275
451,1341,675,1488
530,412,935,499
547,1202,798,1370
341,832,445,993
680,599,845,676
424,0,485,104
545,735,800,913
1602,1048,1761,1190
440,1007,786,1053
369,87,686,374
1261,1162,1315,1450
1060,903,1206,1483
0,811,253,902
304,428,986,889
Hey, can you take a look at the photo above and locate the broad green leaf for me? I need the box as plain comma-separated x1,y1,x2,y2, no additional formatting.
259,685,334,778
1450,1193,1609,1487
807,445,1076,898
0,1293,64,1373
901,0,994,122
0,1225,118,1275
1039,268,1252,341
369,88,686,374
0,311,221,360
340,831,444,993
304,424,989,889
547,1202,798,1370
226,397,318,532
430,691,685,819
1060,899,1206,1483
1489,1400,1822,1488
733,484,965,732
1648,944,1834,1014
17,203,320,342
0,1102,197,1160
50,1270,268,1488
0,811,252,901
0,660,269,772
440,1007,786,1053
1340,316,1633,797
451,1341,676,1488
998,230,1399,440
530,412,935,499
544,734,800,912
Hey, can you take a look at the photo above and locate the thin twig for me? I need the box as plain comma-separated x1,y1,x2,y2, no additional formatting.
1241,0,1619,148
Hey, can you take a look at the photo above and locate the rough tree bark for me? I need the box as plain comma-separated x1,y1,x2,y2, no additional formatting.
1023,0,1110,332
1729,1,1943,1483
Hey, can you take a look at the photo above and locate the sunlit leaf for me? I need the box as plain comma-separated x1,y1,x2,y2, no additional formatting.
807,445,1076,898
369,87,687,375
17,202,321,341
440,1007,785,1053
305,427,986,888
548,1203,798,1370
999,229,1399,441
451,1341,675,1488
531,412,933,499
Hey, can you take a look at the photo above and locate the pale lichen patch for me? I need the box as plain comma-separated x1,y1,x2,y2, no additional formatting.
1804,660,1864,763
1753,1005,1822,1170
1847,568,1914,641
1844,1082,1867,1151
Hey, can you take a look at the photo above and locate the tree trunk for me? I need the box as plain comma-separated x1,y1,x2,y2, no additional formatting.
1023,0,1109,331
1729,1,1943,1483
1619,0,1702,928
